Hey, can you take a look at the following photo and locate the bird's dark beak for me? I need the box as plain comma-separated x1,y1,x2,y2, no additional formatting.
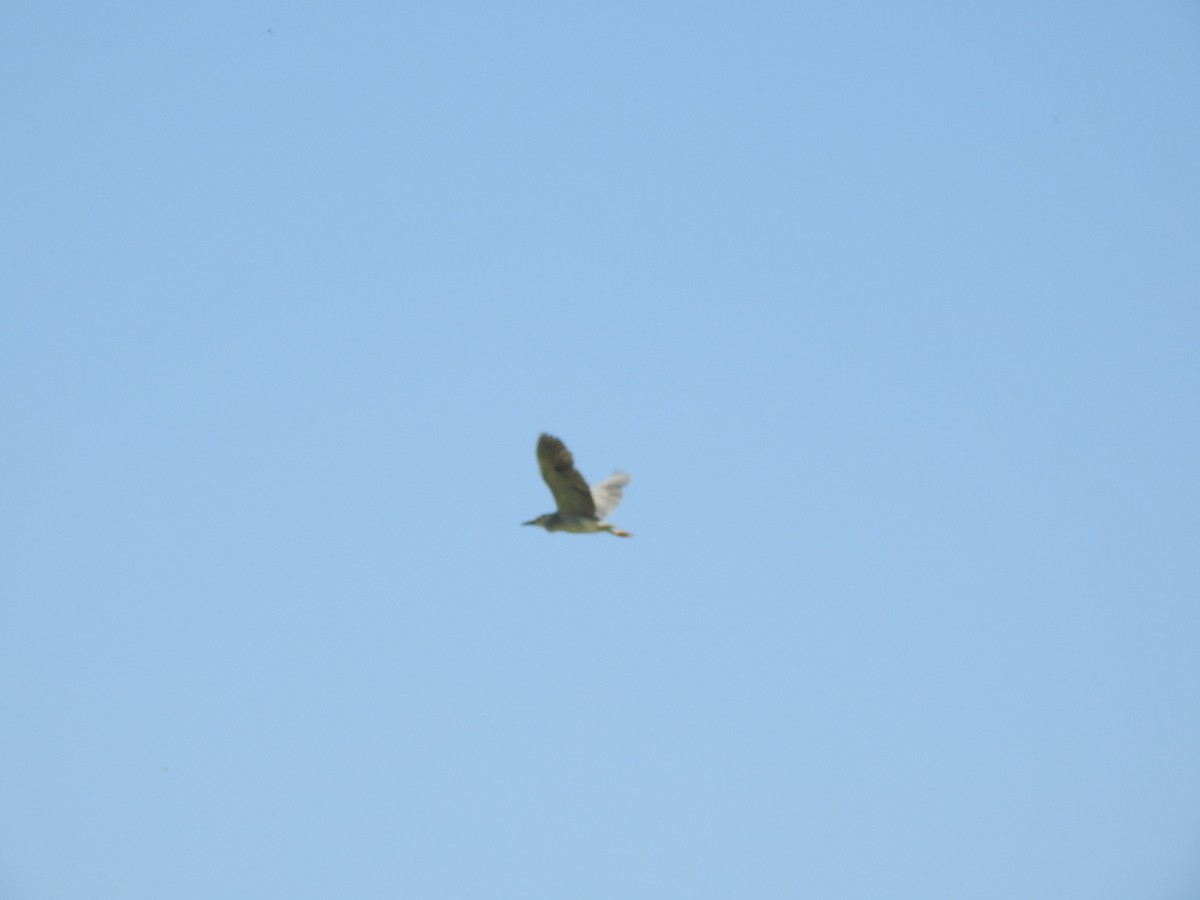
521,519,537,526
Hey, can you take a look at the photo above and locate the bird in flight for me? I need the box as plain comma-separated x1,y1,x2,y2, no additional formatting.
523,433,632,537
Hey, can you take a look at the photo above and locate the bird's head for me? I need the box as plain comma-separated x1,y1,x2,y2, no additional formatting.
522,514,554,529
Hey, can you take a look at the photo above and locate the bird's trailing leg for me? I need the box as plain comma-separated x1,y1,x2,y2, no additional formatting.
605,525,633,538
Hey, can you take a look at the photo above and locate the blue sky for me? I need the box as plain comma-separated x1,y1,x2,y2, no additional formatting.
3,2,1199,898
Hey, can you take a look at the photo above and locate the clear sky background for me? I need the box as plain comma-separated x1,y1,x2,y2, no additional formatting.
3,2,1199,898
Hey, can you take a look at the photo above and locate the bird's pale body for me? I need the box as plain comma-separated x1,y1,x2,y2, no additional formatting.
528,513,620,535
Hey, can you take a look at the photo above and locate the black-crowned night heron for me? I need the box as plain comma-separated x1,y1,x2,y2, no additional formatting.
523,433,632,537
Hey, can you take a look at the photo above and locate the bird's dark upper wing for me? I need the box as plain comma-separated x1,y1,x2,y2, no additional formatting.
537,433,596,516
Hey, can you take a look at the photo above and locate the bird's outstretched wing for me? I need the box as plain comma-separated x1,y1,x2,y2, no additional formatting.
537,434,596,516
591,472,630,519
